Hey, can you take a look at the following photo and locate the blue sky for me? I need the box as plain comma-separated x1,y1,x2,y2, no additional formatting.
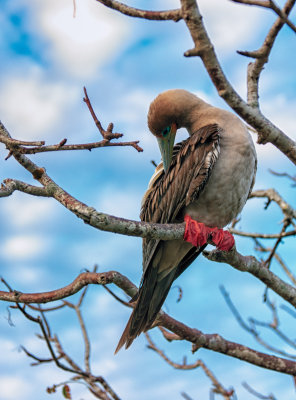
0,0,296,399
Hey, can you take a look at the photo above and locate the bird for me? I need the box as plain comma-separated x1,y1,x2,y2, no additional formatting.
115,89,256,353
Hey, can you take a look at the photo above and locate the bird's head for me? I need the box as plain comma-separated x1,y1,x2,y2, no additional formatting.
147,90,183,172
147,89,201,172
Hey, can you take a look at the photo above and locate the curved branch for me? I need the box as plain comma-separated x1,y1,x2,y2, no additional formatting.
160,313,296,375
3,270,296,376
238,0,296,107
179,0,296,165
250,189,296,219
0,179,51,198
231,0,296,33
0,135,45,147
145,333,235,399
203,247,296,307
0,121,184,240
96,0,182,21
1,122,296,307
0,271,137,303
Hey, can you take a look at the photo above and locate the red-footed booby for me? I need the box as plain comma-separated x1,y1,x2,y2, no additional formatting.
116,89,256,352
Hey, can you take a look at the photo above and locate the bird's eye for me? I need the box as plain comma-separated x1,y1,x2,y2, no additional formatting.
161,126,170,137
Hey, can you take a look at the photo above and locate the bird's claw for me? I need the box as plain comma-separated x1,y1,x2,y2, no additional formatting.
184,214,234,251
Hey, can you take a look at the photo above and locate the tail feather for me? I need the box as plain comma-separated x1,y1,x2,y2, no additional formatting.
115,267,177,353
115,312,134,354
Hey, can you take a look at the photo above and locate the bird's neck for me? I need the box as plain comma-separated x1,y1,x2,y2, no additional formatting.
184,101,216,136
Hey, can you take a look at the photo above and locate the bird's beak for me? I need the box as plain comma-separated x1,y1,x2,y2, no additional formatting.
157,123,177,172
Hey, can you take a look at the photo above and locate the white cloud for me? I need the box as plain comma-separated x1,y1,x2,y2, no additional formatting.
0,68,79,140
72,233,140,271
250,94,296,164
1,195,56,228
116,89,154,126
9,264,48,285
92,357,119,375
0,338,23,364
197,0,265,53
95,185,141,220
261,94,296,137
31,0,130,78
1,234,49,261
0,376,31,399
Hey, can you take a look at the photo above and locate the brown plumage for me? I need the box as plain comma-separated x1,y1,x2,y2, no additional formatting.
115,89,256,353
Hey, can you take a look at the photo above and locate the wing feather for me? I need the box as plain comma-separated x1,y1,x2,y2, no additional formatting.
140,124,221,273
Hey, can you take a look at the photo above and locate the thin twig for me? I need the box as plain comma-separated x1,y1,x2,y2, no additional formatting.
231,0,296,33
242,381,277,399
145,332,234,399
230,228,296,239
221,286,296,359
264,220,290,268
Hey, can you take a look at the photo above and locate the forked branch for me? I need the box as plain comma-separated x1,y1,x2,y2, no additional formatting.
4,272,296,377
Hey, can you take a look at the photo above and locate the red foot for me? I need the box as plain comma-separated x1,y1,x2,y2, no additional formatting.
184,215,234,251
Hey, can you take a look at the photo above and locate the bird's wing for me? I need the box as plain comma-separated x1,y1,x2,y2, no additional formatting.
115,124,221,352
140,123,221,273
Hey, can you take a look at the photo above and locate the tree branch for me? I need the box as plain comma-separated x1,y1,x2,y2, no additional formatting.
16,138,143,155
5,268,296,377
203,247,296,307
179,0,296,164
250,189,296,220
238,0,296,107
0,88,143,156
95,0,182,21
0,179,51,198
242,381,277,400
145,332,235,399
230,228,296,239
0,271,137,304
220,286,296,360
159,313,296,375
0,121,184,240
231,0,296,33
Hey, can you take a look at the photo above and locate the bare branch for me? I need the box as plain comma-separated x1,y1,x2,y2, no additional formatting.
178,0,296,164
231,0,296,33
0,134,45,147
274,253,296,286
159,312,296,375
242,381,277,399
76,306,91,373
145,332,235,399
0,89,143,156
145,332,202,370
261,220,290,269
238,0,296,107
17,138,143,155
230,228,296,239
95,0,182,21
220,286,296,359
0,179,51,198
269,169,296,186
0,271,137,304
250,189,296,220
20,345,61,366
83,87,123,140
203,247,296,307
5,267,296,377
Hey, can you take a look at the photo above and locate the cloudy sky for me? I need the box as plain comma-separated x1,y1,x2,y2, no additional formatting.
0,0,296,399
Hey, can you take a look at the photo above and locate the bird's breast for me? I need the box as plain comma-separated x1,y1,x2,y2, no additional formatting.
185,131,256,228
